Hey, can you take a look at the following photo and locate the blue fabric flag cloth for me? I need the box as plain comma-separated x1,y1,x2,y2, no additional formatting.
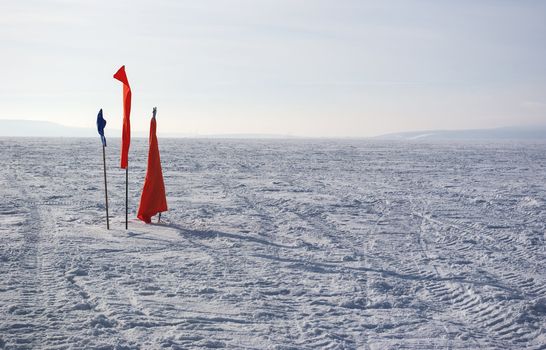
97,109,107,147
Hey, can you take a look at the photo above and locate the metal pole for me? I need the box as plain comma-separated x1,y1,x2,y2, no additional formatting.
125,166,128,230
102,144,110,230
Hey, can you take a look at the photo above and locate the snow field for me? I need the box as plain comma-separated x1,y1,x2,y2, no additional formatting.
0,138,545,349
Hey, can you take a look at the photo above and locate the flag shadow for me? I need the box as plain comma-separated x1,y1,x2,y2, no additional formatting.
155,221,297,250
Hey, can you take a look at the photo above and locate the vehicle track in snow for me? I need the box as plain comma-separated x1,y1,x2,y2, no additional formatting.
412,194,545,349
0,141,137,349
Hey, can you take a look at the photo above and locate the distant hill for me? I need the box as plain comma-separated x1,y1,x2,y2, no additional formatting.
0,120,293,138
0,120,167,138
0,120,98,137
375,126,546,141
2,120,545,140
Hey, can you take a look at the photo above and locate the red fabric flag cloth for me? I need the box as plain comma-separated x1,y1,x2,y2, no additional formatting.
113,65,131,169
137,114,168,223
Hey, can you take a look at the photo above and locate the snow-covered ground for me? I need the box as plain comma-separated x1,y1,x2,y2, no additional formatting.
0,138,545,349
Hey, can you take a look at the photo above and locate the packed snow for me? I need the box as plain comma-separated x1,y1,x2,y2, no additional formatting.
0,138,545,349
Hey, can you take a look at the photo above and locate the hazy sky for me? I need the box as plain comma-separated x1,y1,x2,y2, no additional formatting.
1,0,545,137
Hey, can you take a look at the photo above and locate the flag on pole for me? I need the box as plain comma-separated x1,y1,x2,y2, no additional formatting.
96,108,110,230
96,109,107,147
137,107,168,224
113,65,131,169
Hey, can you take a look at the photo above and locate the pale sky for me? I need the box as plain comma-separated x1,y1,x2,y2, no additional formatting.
1,0,545,137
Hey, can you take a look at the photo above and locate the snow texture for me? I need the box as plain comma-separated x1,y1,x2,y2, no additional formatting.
0,138,545,349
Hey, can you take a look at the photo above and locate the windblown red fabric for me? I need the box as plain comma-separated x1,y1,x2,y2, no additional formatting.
137,116,168,223
113,65,131,169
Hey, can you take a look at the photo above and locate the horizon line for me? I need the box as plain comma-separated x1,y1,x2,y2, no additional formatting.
1,118,546,139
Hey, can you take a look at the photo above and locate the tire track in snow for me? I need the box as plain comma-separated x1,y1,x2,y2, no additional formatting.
414,207,544,347
0,150,137,349
0,165,44,349
214,172,371,348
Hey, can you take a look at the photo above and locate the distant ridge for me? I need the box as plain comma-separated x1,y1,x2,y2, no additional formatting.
0,120,292,139
2,120,546,140
0,120,97,137
0,119,197,138
375,126,546,141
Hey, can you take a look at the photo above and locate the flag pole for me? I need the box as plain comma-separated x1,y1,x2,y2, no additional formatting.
97,108,109,230
102,143,110,230
126,166,128,230
113,65,131,231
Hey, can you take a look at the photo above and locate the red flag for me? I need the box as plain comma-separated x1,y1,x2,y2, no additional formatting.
137,109,168,223
113,65,131,169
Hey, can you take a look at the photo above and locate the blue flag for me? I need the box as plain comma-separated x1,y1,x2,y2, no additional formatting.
97,109,107,147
